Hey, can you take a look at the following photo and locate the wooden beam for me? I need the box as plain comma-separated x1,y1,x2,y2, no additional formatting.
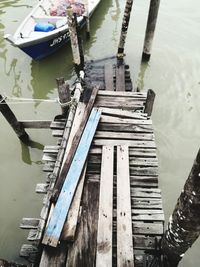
96,146,114,266
42,108,101,247
117,145,134,266
19,120,51,129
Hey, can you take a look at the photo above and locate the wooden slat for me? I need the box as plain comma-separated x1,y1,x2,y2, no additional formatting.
96,146,114,266
95,131,154,141
20,218,40,229
104,63,114,91
100,115,152,125
20,120,51,129
98,90,147,98
133,222,163,235
98,123,153,133
117,145,134,266
101,107,147,119
42,108,101,247
93,139,156,148
116,64,125,91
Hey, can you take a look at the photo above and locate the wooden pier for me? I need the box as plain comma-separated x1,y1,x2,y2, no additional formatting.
18,57,164,267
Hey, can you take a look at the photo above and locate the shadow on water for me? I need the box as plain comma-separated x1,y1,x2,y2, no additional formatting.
21,140,44,165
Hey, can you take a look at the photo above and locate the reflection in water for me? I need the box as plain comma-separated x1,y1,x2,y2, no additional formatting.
21,141,44,165
110,0,121,45
137,62,149,90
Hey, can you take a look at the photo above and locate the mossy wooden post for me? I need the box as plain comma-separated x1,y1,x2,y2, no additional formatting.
142,0,160,62
117,0,134,61
0,94,30,144
67,7,84,75
56,77,71,116
162,149,200,267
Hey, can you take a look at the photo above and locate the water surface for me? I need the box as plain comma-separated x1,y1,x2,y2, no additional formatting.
0,0,200,265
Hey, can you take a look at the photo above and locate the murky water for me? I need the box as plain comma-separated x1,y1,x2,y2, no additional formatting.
0,0,200,265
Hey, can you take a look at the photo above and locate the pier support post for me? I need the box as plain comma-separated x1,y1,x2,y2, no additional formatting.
0,95,30,144
67,8,84,75
84,0,90,39
117,0,134,61
144,89,156,116
142,0,160,62
56,77,71,117
162,149,200,267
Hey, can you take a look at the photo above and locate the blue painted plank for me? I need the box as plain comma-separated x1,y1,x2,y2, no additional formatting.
42,108,101,247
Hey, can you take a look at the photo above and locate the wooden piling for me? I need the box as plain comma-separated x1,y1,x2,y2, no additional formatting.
144,89,156,116
56,77,71,116
0,94,30,143
67,8,84,75
162,149,200,266
117,0,134,60
84,0,90,39
142,0,160,62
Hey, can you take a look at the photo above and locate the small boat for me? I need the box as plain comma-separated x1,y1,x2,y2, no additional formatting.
4,0,101,60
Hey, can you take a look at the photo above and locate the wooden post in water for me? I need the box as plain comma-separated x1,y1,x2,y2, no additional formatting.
0,95,30,144
84,0,90,38
56,77,71,116
117,0,134,60
144,89,156,116
142,0,160,62
162,149,200,267
67,7,84,75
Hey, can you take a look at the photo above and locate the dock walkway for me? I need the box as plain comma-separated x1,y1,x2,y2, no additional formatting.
20,57,164,267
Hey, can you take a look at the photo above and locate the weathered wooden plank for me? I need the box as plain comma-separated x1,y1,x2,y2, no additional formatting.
39,243,68,267
100,115,152,125
95,98,145,109
133,235,161,250
20,218,40,229
101,107,147,119
42,154,56,162
20,244,38,258
131,198,163,210
98,123,153,133
116,64,125,91
61,165,87,241
43,108,101,247
50,121,66,129
95,131,154,141
133,222,163,235
96,146,114,266
52,129,64,137
66,179,100,267
43,145,60,154
104,63,114,91
98,90,147,98
54,86,99,200
43,163,54,172
35,183,49,194
117,145,134,266
93,139,156,148
131,188,161,198
19,120,51,129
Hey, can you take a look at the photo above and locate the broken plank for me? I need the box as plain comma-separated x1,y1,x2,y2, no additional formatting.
42,108,101,247
117,145,134,266
96,146,114,266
